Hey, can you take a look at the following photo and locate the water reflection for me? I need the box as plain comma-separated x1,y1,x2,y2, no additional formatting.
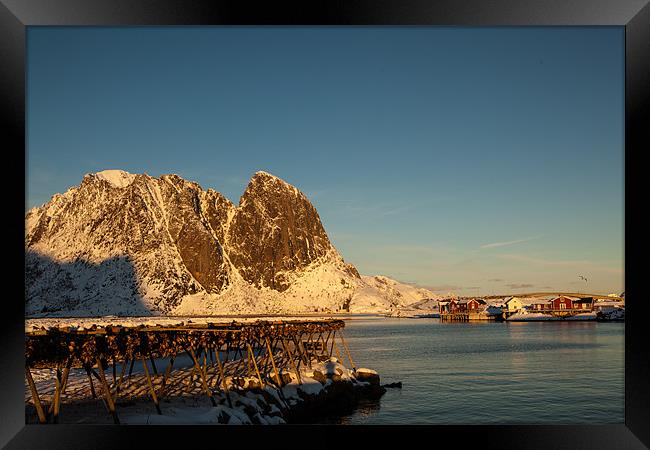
322,397,382,424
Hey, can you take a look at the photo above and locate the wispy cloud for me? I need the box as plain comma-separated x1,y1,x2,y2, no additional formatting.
498,254,623,275
506,283,535,289
421,284,464,292
480,236,543,249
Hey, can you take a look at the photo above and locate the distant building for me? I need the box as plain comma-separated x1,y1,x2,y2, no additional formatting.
457,299,480,311
503,297,523,312
573,297,594,311
531,296,591,312
549,295,575,310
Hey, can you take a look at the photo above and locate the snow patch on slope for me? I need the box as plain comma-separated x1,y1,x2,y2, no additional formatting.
94,169,136,188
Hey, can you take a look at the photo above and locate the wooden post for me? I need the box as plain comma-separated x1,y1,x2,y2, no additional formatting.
141,357,162,415
265,337,282,387
85,365,97,399
214,349,233,408
304,333,314,369
332,338,344,363
202,348,208,380
60,358,72,393
230,344,246,378
114,358,129,396
246,343,264,388
280,338,302,384
149,353,158,375
161,357,175,389
317,332,329,360
128,359,135,378
186,346,217,407
47,356,72,423
292,335,308,368
323,331,333,357
339,331,356,370
25,367,47,424
96,357,120,424
51,368,62,423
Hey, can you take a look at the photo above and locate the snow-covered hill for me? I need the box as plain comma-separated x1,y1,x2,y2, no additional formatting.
25,170,440,317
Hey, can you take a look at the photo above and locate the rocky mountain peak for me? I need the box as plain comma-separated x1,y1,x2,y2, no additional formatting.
227,171,342,291
25,169,362,315
92,169,137,188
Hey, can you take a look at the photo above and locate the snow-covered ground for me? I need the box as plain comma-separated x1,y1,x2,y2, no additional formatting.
24,315,350,333
172,270,443,317
507,311,597,321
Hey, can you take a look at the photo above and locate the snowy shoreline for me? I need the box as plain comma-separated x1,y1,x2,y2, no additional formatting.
506,312,598,322
24,313,388,333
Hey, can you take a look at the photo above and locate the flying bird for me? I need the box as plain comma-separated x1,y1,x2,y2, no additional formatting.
578,275,588,283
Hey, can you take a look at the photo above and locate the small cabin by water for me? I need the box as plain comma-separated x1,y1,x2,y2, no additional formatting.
531,296,592,312
457,299,480,312
503,297,523,312
572,297,594,311
550,296,574,310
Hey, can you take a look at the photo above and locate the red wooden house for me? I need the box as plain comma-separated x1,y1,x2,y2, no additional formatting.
549,296,574,310
531,296,591,311
458,299,480,312
571,297,594,311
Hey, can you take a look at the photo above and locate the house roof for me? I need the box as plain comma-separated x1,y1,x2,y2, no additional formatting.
549,296,579,302
458,299,478,304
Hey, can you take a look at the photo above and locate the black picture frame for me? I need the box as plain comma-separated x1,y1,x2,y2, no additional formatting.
2,1,648,448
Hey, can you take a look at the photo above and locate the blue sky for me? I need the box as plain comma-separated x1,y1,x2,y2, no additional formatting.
27,27,624,295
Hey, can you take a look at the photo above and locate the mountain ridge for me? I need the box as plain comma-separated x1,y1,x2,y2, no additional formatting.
25,170,439,317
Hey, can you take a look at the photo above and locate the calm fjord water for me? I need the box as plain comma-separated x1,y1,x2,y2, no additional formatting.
335,318,624,424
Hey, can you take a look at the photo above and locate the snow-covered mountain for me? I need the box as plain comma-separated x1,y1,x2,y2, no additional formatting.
25,170,440,317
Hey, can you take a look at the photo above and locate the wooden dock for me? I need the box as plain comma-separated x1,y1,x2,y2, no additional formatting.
440,312,499,322
25,319,357,424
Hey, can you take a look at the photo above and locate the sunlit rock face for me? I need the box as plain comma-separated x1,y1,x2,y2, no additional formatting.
25,170,360,315
226,171,355,291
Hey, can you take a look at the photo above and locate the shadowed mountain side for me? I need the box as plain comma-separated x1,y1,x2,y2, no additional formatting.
25,251,154,317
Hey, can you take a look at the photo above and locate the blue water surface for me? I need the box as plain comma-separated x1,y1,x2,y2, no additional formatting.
334,318,624,424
